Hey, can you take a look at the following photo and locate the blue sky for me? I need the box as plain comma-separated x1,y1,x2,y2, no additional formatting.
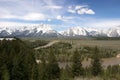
0,0,120,31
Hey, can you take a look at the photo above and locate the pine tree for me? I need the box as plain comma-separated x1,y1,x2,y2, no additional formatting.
37,53,46,80
72,49,83,77
45,49,60,80
60,65,73,80
91,47,102,76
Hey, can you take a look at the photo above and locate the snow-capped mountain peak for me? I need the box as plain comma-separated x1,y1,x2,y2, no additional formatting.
107,26,120,37
60,26,88,36
0,24,59,37
0,24,120,37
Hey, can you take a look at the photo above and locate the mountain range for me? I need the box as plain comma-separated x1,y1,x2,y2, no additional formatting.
0,24,120,37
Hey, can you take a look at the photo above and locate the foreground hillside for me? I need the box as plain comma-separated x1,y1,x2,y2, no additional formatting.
0,38,120,80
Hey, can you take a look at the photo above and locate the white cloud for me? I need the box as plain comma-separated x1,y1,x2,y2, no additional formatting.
85,9,95,14
56,15,75,22
77,8,95,15
0,0,63,21
0,7,16,18
68,6,76,13
0,14,16,19
0,18,120,31
0,0,96,27
68,6,72,9
22,13,47,21
47,19,52,22
2,0,22,1
86,19,120,29
75,5,86,10
56,15,62,20
77,8,87,14
45,5,62,9
68,9,76,13
68,5,95,15
0,12,48,21
0,21,39,28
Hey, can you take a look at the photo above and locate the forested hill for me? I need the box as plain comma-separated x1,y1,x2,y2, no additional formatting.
0,38,37,80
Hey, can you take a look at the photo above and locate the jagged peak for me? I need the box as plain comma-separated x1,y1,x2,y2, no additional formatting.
0,24,120,37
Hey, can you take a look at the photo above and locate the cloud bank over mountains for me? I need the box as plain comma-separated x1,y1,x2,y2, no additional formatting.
0,0,95,26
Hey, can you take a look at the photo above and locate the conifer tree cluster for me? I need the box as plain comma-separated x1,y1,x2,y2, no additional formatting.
0,38,37,80
91,47,102,76
72,49,84,77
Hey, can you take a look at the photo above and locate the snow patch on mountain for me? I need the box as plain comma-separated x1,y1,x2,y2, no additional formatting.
107,26,120,37
60,27,88,36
